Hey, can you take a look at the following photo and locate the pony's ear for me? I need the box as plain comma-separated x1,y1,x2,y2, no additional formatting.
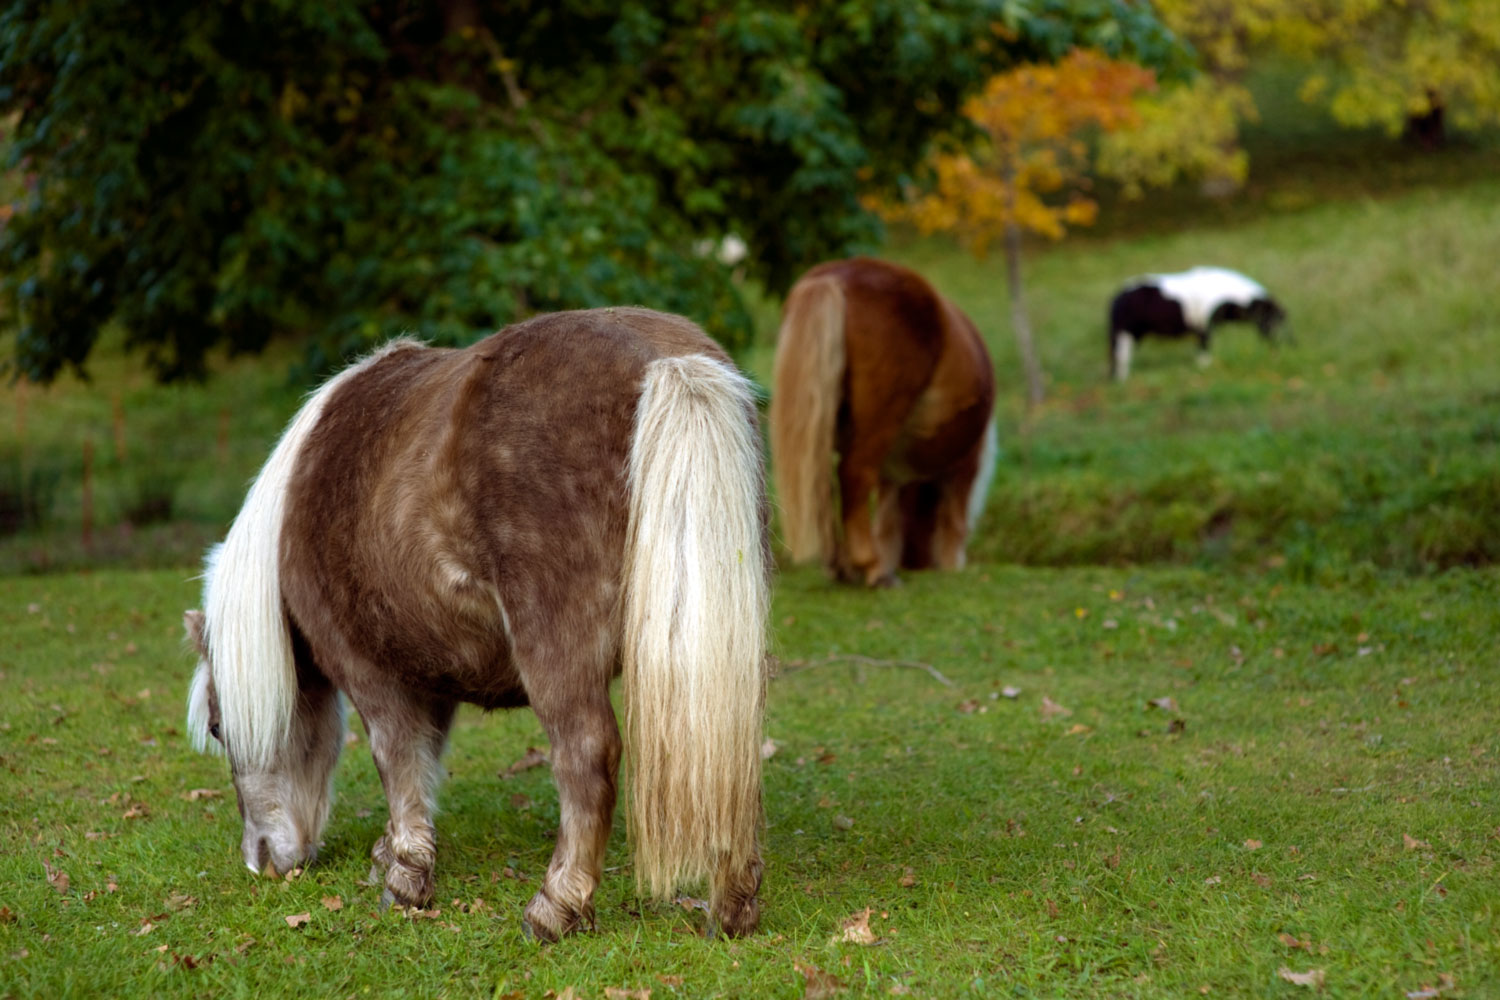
183,609,207,658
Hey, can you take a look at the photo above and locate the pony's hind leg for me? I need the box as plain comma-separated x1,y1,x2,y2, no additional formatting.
711,841,765,938
522,683,620,942
839,463,902,587
360,696,457,908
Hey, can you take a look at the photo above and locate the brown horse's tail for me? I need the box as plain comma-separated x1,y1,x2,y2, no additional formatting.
769,274,846,565
621,354,768,921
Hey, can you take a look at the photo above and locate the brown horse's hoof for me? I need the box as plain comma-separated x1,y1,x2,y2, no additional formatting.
381,860,434,910
522,886,591,942
709,896,760,938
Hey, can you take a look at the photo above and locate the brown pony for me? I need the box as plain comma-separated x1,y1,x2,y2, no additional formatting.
183,308,770,940
770,257,997,587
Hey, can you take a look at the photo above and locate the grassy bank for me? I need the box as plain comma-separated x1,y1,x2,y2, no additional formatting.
2,565,1496,997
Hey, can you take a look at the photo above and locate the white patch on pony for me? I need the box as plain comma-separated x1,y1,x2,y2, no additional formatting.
965,420,999,535
1113,332,1135,381
201,339,422,771
1151,267,1267,330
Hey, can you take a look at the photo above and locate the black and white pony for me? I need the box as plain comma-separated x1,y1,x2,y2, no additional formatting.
1108,267,1287,380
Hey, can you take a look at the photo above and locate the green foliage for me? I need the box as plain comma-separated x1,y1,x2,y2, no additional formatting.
0,0,1181,383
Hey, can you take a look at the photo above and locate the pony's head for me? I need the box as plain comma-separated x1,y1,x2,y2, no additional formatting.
185,600,345,878
1251,297,1289,341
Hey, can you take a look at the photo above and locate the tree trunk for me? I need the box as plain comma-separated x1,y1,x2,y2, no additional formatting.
1405,89,1446,149
1003,215,1045,410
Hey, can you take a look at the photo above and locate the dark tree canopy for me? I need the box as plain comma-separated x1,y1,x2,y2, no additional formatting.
0,0,1184,382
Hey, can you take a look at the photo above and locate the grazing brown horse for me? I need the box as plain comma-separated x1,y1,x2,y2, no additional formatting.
770,257,997,587
184,308,770,940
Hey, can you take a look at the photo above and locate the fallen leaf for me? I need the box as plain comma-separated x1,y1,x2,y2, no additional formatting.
132,922,156,936
1039,696,1072,720
832,815,854,831
510,793,532,811
656,974,684,987
1251,872,1273,887
165,893,196,911
1279,933,1311,950
1000,685,1021,699
898,868,916,888
500,746,549,779
1405,973,1456,999
674,896,709,913
1065,723,1091,736
795,961,845,1000
182,789,222,801
888,986,912,996
1147,696,1179,712
956,698,979,714
43,859,69,895
321,895,343,912
0,906,14,923
1278,967,1326,989
1403,833,1430,851
284,912,311,928
1244,839,1263,850
603,988,651,1000
122,804,149,820
1204,876,1222,886
760,738,780,760
837,908,877,945
1167,718,1187,735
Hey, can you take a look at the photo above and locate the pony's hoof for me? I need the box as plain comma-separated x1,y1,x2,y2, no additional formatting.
522,888,588,942
709,897,760,938
869,573,902,589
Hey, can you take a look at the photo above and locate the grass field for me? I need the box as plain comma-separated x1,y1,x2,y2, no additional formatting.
3,565,1497,998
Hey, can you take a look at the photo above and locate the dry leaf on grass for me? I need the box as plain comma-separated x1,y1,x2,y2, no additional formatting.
1000,685,1021,699
500,746,549,779
656,974,684,987
165,893,196,911
832,815,854,831
836,908,877,945
1278,933,1312,950
795,961,845,1000
321,895,343,911
1405,972,1456,999
1065,723,1091,735
181,788,222,801
42,860,69,895
1278,967,1326,989
603,988,652,1000
897,868,916,888
284,912,311,928
761,738,780,760
1403,833,1430,851
1244,839,1263,850
1147,696,1179,712
1039,696,1072,720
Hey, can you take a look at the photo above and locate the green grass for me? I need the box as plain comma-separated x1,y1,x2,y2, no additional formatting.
2,566,1497,997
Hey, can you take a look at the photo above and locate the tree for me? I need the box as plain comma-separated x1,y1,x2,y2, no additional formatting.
874,49,1157,408
0,0,1183,384
1101,0,1500,196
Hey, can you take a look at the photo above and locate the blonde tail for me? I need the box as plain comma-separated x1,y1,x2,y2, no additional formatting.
769,275,845,564
622,354,769,914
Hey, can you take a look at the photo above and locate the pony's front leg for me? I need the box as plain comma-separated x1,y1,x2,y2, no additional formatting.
523,689,620,942
362,698,456,908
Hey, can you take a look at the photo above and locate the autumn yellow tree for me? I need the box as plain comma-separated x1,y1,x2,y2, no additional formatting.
1102,0,1500,194
876,49,1156,408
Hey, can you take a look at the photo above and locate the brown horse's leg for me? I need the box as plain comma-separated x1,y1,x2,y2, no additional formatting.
522,685,620,942
710,841,765,938
839,463,901,587
899,481,941,570
362,697,457,908
930,468,979,570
